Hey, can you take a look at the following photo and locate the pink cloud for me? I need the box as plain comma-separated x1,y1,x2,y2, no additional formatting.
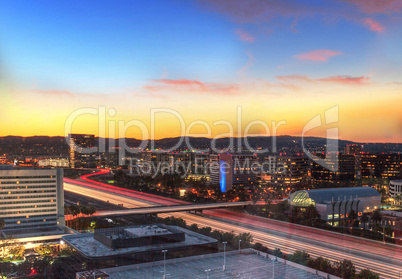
318,75,371,84
363,18,384,32
235,29,255,42
144,79,240,96
277,74,371,85
342,0,402,14
293,49,343,62
199,0,392,33
276,75,312,82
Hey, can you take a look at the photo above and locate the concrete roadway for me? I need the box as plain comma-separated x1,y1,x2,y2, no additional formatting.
64,179,402,279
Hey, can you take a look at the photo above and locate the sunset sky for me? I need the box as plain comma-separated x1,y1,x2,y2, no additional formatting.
1,0,402,142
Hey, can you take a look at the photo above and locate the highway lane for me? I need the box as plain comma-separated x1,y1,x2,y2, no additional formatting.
66,177,189,206
164,212,401,279
203,209,402,261
64,182,156,208
64,179,402,278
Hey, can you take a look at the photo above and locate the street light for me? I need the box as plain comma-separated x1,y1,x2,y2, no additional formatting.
238,239,242,253
222,241,227,271
162,249,168,279
205,269,211,279
271,257,276,279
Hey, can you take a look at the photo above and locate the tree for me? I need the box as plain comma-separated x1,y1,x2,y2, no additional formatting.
8,244,25,259
19,258,51,277
60,246,75,257
0,236,16,257
221,231,236,244
234,232,253,248
273,201,289,221
360,213,369,230
35,244,53,257
307,257,333,274
199,226,212,236
356,269,379,279
289,250,310,266
252,242,270,253
79,205,89,216
335,259,356,279
348,210,358,227
272,248,283,258
384,226,393,237
304,205,321,226
70,204,81,217
87,204,96,216
0,262,16,278
371,209,382,226
189,224,199,232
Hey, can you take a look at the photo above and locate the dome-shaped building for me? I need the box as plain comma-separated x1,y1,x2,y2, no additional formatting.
289,187,381,226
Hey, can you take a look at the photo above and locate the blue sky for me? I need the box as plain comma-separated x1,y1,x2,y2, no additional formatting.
1,0,402,142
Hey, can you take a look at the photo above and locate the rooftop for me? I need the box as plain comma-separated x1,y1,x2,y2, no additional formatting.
62,225,217,259
390,179,402,184
293,187,380,204
381,210,402,218
95,249,330,279
124,225,172,237
2,226,67,238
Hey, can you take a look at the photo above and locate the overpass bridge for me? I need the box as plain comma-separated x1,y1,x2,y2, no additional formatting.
91,201,270,218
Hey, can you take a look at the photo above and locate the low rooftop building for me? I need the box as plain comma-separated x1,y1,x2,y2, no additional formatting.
62,224,218,278
78,249,338,279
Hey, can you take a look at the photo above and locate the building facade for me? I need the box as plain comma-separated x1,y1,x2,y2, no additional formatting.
268,155,309,188
289,187,381,226
389,179,402,206
0,166,65,232
209,153,257,192
69,134,96,168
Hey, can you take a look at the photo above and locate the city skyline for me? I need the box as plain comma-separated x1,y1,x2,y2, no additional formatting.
1,0,402,143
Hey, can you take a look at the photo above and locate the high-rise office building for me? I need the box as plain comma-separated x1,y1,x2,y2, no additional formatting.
0,166,65,232
345,144,362,179
344,144,362,155
69,134,96,168
360,153,402,180
268,155,309,188
311,154,355,183
209,154,257,192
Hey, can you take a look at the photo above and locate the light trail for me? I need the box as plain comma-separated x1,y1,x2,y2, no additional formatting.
64,178,402,278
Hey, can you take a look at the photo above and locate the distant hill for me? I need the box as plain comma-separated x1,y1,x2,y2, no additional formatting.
0,135,400,157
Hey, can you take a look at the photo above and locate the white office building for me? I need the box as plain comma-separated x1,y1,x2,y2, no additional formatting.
0,165,70,247
389,180,402,206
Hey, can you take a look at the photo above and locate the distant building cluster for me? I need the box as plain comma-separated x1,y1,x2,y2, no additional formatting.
3,135,401,196
66,136,402,195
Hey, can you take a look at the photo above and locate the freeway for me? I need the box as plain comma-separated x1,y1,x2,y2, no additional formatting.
64,178,402,278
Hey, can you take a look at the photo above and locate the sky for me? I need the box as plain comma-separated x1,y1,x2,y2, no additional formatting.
1,0,402,142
